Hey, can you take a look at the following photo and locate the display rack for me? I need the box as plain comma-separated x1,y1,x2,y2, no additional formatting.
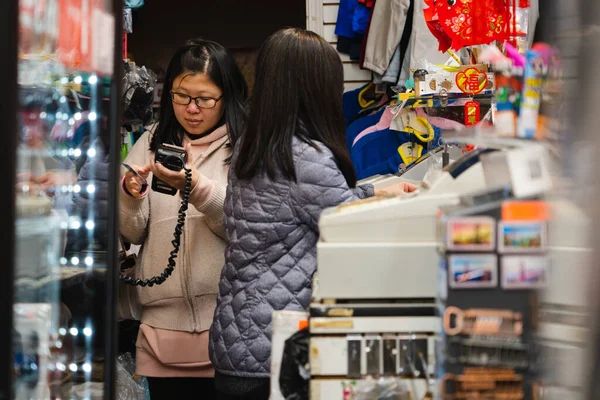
1,0,124,398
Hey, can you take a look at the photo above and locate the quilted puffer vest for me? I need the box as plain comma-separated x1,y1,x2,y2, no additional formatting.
209,137,374,377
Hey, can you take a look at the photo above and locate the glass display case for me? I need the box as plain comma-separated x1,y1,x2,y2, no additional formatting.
1,0,122,398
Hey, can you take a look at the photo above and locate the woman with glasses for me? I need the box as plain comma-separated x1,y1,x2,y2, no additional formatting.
119,39,247,399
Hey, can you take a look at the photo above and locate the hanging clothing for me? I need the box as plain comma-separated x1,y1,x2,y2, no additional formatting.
351,125,442,180
352,107,395,147
363,0,448,85
335,0,369,60
373,46,402,84
342,83,378,126
346,108,386,152
372,0,414,84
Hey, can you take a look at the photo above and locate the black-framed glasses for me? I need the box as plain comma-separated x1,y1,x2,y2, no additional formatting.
170,91,223,109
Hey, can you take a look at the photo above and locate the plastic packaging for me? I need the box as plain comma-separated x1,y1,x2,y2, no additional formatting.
116,353,149,400
354,377,413,400
517,49,543,138
122,61,157,126
123,8,133,34
271,311,308,400
279,328,309,400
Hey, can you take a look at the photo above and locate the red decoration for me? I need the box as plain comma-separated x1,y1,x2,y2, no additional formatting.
464,101,481,126
456,67,488,95
424,0,512,52
123,32,128,60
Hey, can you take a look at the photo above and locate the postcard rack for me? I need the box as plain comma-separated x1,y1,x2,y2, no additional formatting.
437,192,548,400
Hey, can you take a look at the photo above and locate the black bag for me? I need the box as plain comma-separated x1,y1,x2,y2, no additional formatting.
279,328,309,400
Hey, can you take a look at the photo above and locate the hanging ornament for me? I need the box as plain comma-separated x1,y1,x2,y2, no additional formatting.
464,101,481,126
424,0,512,53
456,67,489,95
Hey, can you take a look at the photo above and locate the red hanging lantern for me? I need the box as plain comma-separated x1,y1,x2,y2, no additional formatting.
424,0,512,53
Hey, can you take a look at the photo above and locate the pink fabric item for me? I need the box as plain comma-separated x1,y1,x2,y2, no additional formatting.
352,107,395,147
415,108,465,131
136,324,214,378
183,124,228,161
180,125,228,207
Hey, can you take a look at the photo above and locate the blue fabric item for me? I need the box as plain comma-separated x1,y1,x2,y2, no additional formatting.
351,126,442,180
335,0,359,38
209,137,374,377
124,0,144,8
71,121,90,148
345,108,385,152
342,83,371,126
352,3,371,35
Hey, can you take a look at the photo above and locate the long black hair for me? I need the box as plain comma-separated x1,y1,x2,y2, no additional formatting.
234,28,357,188
150,39,248,155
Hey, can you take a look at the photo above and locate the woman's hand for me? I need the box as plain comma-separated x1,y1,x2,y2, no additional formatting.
124,164,151,199
374,182,418,197
150,143,199,193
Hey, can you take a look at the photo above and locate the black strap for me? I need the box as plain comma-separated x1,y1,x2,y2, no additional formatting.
120,166,192,287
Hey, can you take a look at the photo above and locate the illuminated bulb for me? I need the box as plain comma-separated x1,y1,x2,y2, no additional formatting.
69,363,78,372
74,112,82,121
22,185,30,193
85,220,95,230
61,185,69,193
74,148,82,158
74,76,83,84
68,148,74,156
70,220,81,230
83,327,93,337
40,112,47,119
73,185,81,193
60,96,66,103
61,149,68,157
82,363,92,373
58,328,67,336
88,112,97,121
60,77,69,85
86,184,95,194
62,113,68,121
56,111,63,120
88,75,98,85
87,148,96,158
59,257,67,265
57,363,66,372
71,256,80,266
68,118,75,126
85,256,93,266
69,327,78,336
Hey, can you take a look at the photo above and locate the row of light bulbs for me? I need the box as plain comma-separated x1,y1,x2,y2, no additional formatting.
52,362,93,373
58,327,93,337
60,256,94,267
60,75,98,85
39,111,97,123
